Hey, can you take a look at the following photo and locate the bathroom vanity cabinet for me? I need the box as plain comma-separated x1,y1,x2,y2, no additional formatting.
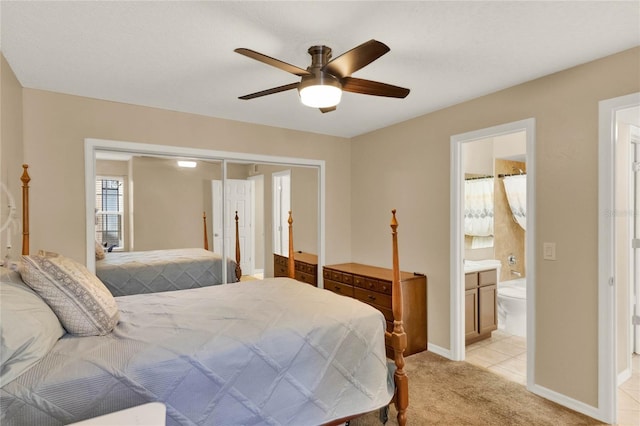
465,268,498,345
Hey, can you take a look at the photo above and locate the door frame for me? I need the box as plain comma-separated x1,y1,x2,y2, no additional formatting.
449,118,536,387
598,92,640,424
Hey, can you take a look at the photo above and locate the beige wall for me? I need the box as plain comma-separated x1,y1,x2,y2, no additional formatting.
131,156,220,251
0,55,24,263
494,159,526,282
351,47,640,407
463,137,493,175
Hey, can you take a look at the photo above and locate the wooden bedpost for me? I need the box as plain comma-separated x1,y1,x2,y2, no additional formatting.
21,164,30,256
203,212,209,251
287,211,295,279
390,209,408,426
235,211,242,280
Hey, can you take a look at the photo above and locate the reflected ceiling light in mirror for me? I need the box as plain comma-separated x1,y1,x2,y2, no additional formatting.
177,160,197,168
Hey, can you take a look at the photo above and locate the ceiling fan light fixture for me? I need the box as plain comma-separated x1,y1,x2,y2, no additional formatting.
299,84,342,108
298,74,342,108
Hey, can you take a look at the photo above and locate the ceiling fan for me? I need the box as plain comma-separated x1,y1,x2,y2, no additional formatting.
234,39,410,113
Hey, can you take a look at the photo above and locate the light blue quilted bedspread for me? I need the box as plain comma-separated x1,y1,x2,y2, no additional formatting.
95,248,238,296
0,278,393,425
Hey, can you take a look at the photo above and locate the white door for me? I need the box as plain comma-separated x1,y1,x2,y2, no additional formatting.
212,179,254,278
272,171,291,256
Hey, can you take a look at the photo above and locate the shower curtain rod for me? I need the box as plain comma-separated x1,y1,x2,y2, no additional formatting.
498,172,527,178
464,175,494,181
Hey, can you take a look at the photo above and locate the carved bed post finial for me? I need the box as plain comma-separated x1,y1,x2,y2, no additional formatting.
287,211,295,279
203,212,209,251
21,164,31,256
235,211,242,280
390,209,408,426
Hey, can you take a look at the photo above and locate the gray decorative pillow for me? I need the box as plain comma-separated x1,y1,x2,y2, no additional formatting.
20,251,119,336
0,267,65,385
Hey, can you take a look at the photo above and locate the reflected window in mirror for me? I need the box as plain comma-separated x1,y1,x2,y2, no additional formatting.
95,176,124,251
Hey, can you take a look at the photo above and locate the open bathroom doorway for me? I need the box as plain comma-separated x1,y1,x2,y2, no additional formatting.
450,118,536,391
599,92,640,425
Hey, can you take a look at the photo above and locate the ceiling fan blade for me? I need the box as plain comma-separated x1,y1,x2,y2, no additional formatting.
319,106,336,113
323,40,390,78
341,77,410,98
238,82,300,100
235,48,311,77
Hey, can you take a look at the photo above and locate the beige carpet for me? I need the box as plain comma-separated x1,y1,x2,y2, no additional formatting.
351,351,603,426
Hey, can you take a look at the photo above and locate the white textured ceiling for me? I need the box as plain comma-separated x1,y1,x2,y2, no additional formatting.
2,1,639,138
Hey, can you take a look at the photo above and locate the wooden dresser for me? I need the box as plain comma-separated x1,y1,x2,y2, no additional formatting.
322,262,427,356
273,252,318,287
465,268,498,345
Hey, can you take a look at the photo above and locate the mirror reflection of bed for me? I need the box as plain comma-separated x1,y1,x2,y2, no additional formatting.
94,151,319,290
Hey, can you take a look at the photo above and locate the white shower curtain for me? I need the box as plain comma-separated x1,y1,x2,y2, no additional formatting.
464,178,494,237
502,175,527,230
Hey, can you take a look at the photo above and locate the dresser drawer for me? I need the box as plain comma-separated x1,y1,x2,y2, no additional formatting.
296,262,316,275
363,277,378,292
377,280,392,295
324,279,354,297
354,287,392,309
325,269,353,285
295,270,316,286
323,269,332,280
274,264,288,277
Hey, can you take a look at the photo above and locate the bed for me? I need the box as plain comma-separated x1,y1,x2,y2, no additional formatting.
0,164,410,426
94,208,243,296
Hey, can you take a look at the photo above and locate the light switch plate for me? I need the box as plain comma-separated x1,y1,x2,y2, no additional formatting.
543,242,556,260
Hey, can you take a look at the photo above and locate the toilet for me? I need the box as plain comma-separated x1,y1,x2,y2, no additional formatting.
497,278,526,337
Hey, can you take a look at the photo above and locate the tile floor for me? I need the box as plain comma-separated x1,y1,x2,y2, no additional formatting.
466,330,640,426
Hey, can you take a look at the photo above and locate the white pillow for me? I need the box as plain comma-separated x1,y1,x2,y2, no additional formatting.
0,267,65,386
20,251,119,336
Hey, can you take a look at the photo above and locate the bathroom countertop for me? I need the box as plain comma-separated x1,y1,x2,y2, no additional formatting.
464,260,502,273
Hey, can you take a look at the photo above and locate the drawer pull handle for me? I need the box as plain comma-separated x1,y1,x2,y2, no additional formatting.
335,286,341,292
367,295,376,301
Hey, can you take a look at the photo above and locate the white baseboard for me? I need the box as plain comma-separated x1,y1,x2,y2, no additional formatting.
427,343,451,359
529,383,607,423
618,367,632,386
